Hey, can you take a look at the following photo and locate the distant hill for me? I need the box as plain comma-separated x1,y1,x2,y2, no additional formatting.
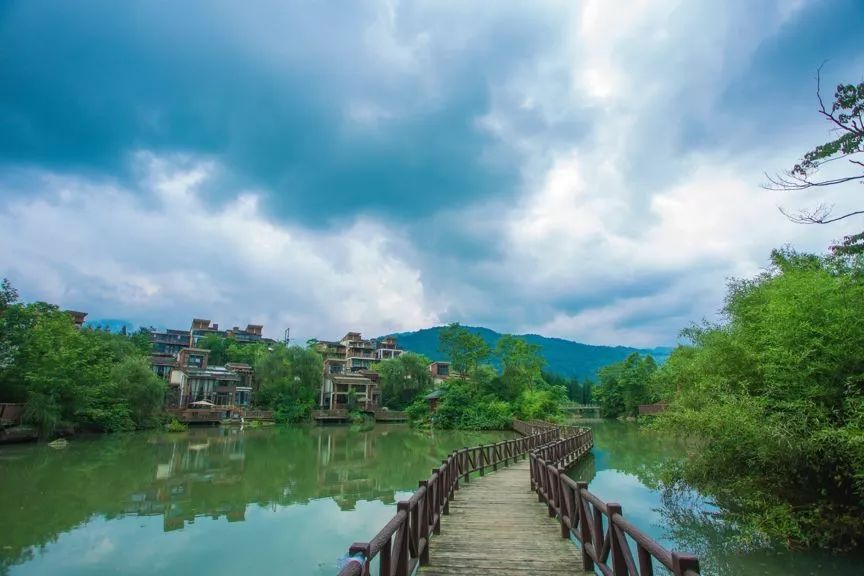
83,318,137,334
384,326,672,381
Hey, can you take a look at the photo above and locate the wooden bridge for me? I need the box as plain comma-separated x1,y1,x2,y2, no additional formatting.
335,419,700,576
562,403,603,417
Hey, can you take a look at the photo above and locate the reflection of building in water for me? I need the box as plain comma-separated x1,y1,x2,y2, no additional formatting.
314,428,396,510
124,430,249,531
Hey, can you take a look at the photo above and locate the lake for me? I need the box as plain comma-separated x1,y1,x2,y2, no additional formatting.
1,422,859,575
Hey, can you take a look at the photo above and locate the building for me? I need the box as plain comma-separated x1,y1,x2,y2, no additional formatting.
313,332,405,410
319,373,382,411
428,361,451,384
151,329,191,356
149,319,274,381
166,349,253,410
65,310,87,329
315,332,404,376
425,388,445,412
375,336,403,361
150,354,176,379
226,324,264,343
190,319,226,346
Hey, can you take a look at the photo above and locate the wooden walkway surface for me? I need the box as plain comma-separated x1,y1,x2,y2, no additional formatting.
418,459,589,576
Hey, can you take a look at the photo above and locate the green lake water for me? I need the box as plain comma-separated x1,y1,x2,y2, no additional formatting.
0,422,860,575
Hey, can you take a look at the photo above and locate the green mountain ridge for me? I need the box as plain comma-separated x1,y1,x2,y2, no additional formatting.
383,325,672,381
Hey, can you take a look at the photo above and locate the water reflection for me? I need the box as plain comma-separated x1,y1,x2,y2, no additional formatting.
0,425,512,576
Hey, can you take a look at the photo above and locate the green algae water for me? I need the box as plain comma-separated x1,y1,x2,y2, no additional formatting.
0,425,512,576
2,422,861,576
568,420,863,576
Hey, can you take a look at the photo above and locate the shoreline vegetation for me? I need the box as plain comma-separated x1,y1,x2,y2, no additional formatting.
591,248,864,552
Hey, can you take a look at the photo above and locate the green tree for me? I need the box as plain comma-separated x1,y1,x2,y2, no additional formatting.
595,353,657,418
375,352,432,410
438,323,490,377
198,333,230,365
108,356,165,428
655,248,864,549
0,281,167,435
581,378,594,405
495,334,545,401
255,344,323,422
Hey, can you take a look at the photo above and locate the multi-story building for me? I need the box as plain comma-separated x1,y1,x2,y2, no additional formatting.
166,349,253,410
226,324,265,343
375,336,403,361
149,319,273,381
151,329,191,356
190,318,227,346
319,373,382,411
314,332,404,410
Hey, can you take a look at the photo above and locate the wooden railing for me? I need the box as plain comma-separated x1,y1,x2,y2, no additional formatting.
240,409,273,420
335,423,565,576
530,434,700,576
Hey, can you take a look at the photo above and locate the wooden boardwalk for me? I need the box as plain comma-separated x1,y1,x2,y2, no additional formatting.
418,459,588,576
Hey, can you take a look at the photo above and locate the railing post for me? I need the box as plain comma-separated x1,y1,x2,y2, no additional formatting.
608,503,626,576
418,480,430,565
479,444,486,476
672,552,701,575
395,502,410,576
547,465,557,518
557,466,569,539
463,447,470,483
348,542,371,576
452,451,460,491
441,462,450,514
576,482,593,571
410,500,420,568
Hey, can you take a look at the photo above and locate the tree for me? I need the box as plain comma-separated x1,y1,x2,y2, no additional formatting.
496,334,545,401
655,247,864,549
595,353,657,418
0,278,19,312
0,280,169,434
766,69,864,254
375,352,432,410
581,378,594,405
108,356,165,428
198,333,230,365
438,323,490,377
255,344,323,422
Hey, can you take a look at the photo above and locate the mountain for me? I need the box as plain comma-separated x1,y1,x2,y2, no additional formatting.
83,318,137,334
385,326,672,381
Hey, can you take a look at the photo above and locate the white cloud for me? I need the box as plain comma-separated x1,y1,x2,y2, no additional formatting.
0,153,440,342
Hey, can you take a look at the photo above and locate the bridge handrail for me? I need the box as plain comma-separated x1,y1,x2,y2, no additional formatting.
335,422,567,576
530,435,701,576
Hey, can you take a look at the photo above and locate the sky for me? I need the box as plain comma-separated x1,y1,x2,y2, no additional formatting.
1,0,863,347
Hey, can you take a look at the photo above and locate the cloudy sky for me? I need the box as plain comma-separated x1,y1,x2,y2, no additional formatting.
1,0,862,346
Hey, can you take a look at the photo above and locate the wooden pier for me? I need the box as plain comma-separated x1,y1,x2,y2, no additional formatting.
335,419,701,576
418,459,587,575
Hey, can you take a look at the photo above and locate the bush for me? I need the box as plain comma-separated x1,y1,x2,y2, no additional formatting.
165,419,187,433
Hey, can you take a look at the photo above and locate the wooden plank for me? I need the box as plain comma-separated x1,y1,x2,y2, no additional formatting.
418,460,592,575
